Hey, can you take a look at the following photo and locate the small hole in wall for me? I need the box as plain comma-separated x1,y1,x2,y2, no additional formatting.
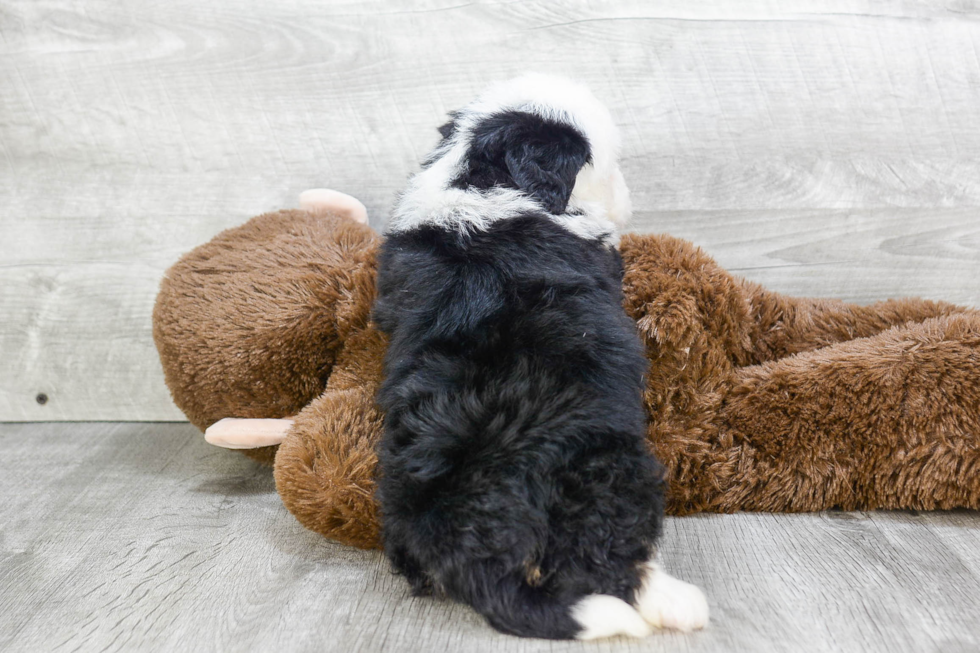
36,393,48,405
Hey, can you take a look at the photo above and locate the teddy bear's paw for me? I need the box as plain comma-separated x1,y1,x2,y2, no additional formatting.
634,560,709,632
299,188,368,224
634,292,702,350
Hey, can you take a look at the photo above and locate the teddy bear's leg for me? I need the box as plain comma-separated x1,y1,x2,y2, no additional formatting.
710,311,980,513
153,203,379,465
742,282,968,363
273,327,387,549
617,232,980,515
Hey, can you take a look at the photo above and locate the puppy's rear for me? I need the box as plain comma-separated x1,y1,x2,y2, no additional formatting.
373,75,707,639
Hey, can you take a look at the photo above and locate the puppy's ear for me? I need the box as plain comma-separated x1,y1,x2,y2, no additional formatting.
437,111,461,139
503,136,588,214
437,121,455,139
468,112,590,214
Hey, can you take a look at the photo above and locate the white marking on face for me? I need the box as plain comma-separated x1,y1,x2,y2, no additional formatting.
387,73,632,241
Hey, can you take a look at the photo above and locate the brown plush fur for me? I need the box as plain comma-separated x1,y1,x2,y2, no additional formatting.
153,208,380,464
619,234,979,515
155,210,980,549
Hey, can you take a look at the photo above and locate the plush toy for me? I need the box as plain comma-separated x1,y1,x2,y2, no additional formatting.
153,191,980,550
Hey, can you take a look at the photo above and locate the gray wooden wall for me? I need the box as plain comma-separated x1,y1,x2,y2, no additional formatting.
3,0,979,421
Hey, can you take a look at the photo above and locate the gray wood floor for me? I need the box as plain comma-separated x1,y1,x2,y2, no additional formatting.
1,422,978,653
3,0,980,421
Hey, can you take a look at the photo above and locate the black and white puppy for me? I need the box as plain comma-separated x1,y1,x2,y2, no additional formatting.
373,74,708,640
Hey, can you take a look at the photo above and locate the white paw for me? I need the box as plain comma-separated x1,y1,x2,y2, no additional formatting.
572,594,652,640
634,561,709,632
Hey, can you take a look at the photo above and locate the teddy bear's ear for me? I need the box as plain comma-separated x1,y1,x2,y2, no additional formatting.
299,189,368,224
466,112,590,214
204,418,292,449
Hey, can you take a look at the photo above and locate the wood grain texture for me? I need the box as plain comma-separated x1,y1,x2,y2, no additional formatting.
1,422,978,652
2,0,980,419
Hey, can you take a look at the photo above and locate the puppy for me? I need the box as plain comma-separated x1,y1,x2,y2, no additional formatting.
373,74,708,639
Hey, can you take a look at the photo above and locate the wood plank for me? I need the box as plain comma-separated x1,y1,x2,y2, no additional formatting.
1,422,978,652
631,208,980,305
3,0,980,419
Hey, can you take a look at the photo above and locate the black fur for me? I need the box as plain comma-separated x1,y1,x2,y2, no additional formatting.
373,112,666,639
449,111,590,214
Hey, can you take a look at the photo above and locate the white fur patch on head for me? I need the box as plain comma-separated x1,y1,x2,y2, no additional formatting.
634,559,710,632
571,594,652,640
387,73,631,240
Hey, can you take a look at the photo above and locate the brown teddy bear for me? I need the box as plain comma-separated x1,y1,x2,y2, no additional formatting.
153,191,980,550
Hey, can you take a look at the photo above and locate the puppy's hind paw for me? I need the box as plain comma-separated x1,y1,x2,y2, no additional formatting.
635,562,709,632
572,594,652,640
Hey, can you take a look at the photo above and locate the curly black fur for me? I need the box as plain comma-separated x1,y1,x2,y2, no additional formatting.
450,110,591,214
373,110,666,639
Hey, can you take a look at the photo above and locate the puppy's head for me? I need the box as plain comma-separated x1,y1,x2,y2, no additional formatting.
390,74,631,235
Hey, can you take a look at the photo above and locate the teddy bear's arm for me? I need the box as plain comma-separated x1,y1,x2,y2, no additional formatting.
741,282,967,363
619,232,970,367
273,327,389,549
